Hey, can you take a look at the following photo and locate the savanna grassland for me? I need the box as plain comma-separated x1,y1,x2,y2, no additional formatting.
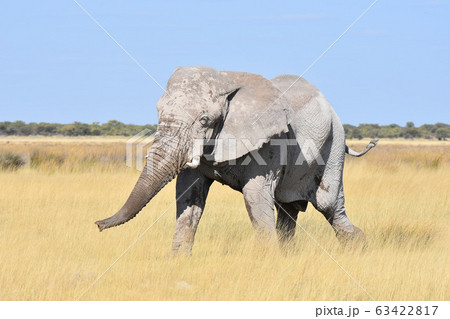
0,137,449,300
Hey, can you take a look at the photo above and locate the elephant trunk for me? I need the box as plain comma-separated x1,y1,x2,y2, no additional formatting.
95,131,188,231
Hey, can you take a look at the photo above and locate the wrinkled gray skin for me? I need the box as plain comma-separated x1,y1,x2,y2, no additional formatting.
95,66,377,253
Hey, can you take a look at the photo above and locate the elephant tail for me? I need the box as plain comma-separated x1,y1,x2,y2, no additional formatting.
345,139,378,157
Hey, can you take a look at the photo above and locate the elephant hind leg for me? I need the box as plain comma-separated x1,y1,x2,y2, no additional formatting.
275,201,302,245
313,184,366,249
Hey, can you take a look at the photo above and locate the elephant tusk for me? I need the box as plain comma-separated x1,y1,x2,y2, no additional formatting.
185,155,201,169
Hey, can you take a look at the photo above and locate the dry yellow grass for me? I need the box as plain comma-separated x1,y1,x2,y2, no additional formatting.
0,137,449,300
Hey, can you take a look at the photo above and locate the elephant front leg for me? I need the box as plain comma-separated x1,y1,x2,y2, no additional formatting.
172,205,204,255
172,169,213,255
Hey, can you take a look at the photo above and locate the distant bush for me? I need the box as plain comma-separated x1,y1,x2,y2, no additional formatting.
0,152,26,170
30,150,65,169
0,143,127,173
435,128,448,140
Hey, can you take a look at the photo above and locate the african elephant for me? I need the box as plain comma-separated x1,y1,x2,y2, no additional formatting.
95,66,377,253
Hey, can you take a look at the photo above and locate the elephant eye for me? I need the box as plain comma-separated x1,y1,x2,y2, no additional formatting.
199,115,209,126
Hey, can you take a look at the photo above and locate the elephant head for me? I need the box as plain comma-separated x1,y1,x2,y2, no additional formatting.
95,66,290,231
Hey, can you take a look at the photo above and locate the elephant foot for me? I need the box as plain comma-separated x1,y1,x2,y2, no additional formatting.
165,249,192,259
336,226,367,250
167,242,194,258
278,240,300,256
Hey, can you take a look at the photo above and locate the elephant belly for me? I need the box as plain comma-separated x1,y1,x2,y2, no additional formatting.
274,137,324,204
198,161,245,192
275,162,319,204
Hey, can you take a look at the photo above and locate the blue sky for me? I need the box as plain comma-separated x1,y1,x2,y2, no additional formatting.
1,0,449,125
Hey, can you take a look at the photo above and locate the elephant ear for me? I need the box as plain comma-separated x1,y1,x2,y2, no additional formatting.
211,71,290,163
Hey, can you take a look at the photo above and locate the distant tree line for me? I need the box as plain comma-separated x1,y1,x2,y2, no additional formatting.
343,122,449,140
0,120,157,137
0,120,448,140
